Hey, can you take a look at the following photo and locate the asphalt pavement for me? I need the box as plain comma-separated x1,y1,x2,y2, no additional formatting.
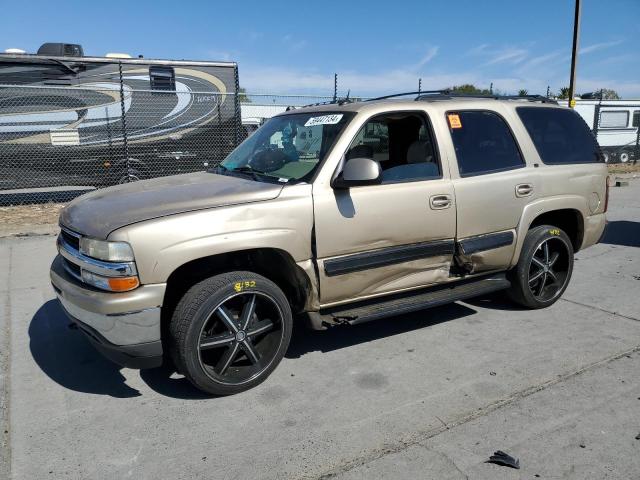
1,181,639,479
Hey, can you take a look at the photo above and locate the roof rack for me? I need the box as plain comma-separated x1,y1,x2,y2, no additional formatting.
365,90,557,104
365,90,446,101
302,94,355,108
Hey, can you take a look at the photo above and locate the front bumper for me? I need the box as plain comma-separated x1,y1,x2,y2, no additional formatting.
50,255,166,369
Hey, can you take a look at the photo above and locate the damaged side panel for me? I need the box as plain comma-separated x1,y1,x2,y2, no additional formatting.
455,230,517,274
318,254,454,307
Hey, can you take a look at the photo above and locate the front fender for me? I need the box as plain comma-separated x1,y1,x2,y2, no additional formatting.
109,184,314,284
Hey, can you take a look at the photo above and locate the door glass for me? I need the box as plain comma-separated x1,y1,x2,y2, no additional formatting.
346,113,440,183
448,110,524,176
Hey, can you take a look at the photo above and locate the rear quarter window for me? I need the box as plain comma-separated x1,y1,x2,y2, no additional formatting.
517,107,602,164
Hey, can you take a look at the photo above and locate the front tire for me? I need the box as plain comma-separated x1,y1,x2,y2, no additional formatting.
508,225,574,309
169,271,292,395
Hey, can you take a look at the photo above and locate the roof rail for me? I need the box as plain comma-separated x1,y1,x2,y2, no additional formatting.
365,90,449,101
365,90,558,104
302,94,355,108
415,92,558,104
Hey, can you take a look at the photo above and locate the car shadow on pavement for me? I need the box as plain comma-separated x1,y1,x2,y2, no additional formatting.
29,300,143,398
463,292,526,311
600,220,640,248
286,302,477,359
31,298,485,398
30,300,213,399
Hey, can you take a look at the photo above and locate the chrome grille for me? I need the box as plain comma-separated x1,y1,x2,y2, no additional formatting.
60,227,80,251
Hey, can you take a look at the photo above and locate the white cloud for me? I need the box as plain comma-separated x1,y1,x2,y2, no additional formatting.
579,40,623,55
482,48,528,66
467,43,529,66
413,46,439,70
517,50,567,72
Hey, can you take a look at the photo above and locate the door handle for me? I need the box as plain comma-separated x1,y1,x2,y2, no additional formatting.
430,194,452,209
515,183,534,197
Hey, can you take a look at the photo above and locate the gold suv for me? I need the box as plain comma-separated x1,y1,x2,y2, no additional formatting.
51,92,608,395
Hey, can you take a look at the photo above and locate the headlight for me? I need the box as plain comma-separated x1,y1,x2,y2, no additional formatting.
79,238,134,262
81,270,140,292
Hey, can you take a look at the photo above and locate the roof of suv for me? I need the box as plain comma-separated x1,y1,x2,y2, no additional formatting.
280,95,563,116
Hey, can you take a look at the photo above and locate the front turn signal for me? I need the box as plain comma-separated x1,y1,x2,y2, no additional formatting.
107,276,140,292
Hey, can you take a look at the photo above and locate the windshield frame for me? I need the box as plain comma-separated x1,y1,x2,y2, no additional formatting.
215,111,356,184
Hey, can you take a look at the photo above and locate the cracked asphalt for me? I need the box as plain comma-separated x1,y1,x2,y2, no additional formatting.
1,181,639,479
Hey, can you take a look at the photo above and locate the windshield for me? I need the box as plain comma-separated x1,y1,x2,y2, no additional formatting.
218,112,354,182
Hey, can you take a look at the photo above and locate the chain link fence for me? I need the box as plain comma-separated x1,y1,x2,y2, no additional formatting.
0,83,363,204
0,83,242,204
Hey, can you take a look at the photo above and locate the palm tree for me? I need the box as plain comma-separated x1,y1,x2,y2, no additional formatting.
518,89,528,96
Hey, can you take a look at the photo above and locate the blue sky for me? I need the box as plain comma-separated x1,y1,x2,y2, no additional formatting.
2,0,639,97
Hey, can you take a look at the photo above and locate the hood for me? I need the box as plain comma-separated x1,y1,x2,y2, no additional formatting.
60,172,283,239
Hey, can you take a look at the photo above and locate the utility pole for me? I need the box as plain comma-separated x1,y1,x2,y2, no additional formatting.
568,0,582,108
418,78,422,93
333,73,338,101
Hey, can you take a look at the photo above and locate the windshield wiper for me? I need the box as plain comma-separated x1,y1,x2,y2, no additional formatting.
230,165,266,181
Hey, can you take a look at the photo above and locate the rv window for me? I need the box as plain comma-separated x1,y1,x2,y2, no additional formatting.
599,110,629,129
633,111,640,128
149,66,176,91
63,44,83,57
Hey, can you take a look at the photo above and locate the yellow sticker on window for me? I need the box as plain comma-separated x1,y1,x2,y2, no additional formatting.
448,114,462,129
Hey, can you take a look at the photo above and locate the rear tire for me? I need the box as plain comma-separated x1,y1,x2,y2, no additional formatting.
169,271,292,395
507,225,574,309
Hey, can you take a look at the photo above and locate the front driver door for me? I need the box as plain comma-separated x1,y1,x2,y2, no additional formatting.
312,110,457,306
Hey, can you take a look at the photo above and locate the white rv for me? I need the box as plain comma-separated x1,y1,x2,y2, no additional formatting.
558,99,640,163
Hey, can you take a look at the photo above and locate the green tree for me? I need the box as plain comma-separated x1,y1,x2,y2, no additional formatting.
448,84,492,95
238,87,251,103
598,88,620,100
518,89,529,96
557,87,571,99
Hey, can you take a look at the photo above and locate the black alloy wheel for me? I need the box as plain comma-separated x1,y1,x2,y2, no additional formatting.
169,271,292,395
197,291,284,385
527,236,571,302
508,225,574,309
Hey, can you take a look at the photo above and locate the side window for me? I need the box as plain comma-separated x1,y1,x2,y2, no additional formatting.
633,111,640,128
517,107,602,164
448,111,524,177
349,120,390,162
345,113,440,183
149,66,176,91
599,110,629,129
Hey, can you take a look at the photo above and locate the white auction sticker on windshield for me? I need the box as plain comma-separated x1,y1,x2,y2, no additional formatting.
304,114,343,127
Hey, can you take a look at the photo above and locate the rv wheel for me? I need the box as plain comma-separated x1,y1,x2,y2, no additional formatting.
118,169,143,184
619,152,630,163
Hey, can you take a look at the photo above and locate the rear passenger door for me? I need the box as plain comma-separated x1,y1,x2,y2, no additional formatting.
445,109,536,273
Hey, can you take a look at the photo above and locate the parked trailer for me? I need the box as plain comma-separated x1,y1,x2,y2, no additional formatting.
0,43,242,196
557,99,640,163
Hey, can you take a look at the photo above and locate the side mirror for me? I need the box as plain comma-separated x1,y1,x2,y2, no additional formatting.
332,157,382,189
